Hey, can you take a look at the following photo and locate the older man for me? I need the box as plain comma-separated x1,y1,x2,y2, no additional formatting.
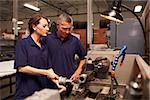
46,14,86,81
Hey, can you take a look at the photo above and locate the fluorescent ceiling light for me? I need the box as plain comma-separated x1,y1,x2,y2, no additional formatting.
17,21,24,25
13,27,21,30
24,3,40,11
134,5,142,13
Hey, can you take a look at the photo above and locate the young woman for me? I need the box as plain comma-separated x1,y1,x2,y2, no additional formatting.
14,14,64,99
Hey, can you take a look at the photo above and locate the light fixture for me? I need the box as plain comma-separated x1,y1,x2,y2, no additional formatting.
100,0,123,23
13,27,21,30
100,0,145,40
17,21,24,25
134,5,142,13
101,10,123,23
24,3,40,11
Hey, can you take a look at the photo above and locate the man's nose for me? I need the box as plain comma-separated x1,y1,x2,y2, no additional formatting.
66,29,70,34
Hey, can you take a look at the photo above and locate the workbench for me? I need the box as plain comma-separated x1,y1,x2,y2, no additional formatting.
0,60,16,100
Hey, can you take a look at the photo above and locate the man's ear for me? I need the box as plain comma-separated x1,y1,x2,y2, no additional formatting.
56,25,59,29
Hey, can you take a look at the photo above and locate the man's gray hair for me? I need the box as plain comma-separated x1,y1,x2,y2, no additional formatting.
57,14,73,25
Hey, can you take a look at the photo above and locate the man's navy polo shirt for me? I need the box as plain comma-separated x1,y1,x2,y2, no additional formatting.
14,35,56,99
46,32,86,78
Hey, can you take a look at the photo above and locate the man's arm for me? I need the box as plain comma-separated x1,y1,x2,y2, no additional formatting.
70,59,86,81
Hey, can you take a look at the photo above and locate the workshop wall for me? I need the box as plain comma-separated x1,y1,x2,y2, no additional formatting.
110,18,145,55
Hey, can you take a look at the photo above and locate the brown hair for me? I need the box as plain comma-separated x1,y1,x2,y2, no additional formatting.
28,14,49,34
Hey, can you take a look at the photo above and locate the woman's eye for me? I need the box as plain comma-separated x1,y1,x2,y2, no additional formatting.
43,25,48,28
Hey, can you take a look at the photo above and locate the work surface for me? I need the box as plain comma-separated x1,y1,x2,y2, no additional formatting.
0,51,149,100
63,77,127,100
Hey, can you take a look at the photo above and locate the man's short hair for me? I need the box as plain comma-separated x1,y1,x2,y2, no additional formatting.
57,14,73,25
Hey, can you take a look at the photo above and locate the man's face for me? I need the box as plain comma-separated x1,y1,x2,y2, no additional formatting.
57,21,73,39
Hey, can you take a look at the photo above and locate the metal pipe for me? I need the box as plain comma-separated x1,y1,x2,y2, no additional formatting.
13,0,18,36
87,0,93,49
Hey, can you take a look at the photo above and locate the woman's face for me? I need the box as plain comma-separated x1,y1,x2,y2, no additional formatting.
34,18,49,36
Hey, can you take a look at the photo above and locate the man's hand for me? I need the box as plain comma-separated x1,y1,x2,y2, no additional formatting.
70,59,85,81
70,72,80,81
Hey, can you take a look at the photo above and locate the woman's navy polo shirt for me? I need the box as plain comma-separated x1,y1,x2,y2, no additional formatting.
14,35,56,99
46,32,86,78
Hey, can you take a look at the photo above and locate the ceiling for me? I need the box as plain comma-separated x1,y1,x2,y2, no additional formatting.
0,0,148,21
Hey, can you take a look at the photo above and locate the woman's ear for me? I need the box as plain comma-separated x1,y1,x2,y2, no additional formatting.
32,24,37,31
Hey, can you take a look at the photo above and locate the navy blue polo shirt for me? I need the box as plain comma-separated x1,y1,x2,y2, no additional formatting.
14,35,57,99
46,32,86,78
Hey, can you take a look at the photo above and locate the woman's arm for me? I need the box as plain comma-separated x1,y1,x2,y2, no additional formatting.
19,66,66,92
18,66,58,79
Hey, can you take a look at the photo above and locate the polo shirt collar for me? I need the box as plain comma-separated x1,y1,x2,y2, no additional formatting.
27,35,37,46
27,35,45,47
54,31,71,42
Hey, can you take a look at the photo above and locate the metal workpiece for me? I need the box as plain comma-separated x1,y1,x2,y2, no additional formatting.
78,74,87,84
58,71,95,85
57,72,96,99
79,71,95,84
58,76,72,85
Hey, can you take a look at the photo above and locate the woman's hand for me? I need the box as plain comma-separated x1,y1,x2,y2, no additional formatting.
46,69,66,93
52,79,66,93
57,84,66,93
46,68,59,80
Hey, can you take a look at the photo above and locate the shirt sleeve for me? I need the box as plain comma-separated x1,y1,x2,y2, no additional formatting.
14,40,28,69
76,39,87,60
